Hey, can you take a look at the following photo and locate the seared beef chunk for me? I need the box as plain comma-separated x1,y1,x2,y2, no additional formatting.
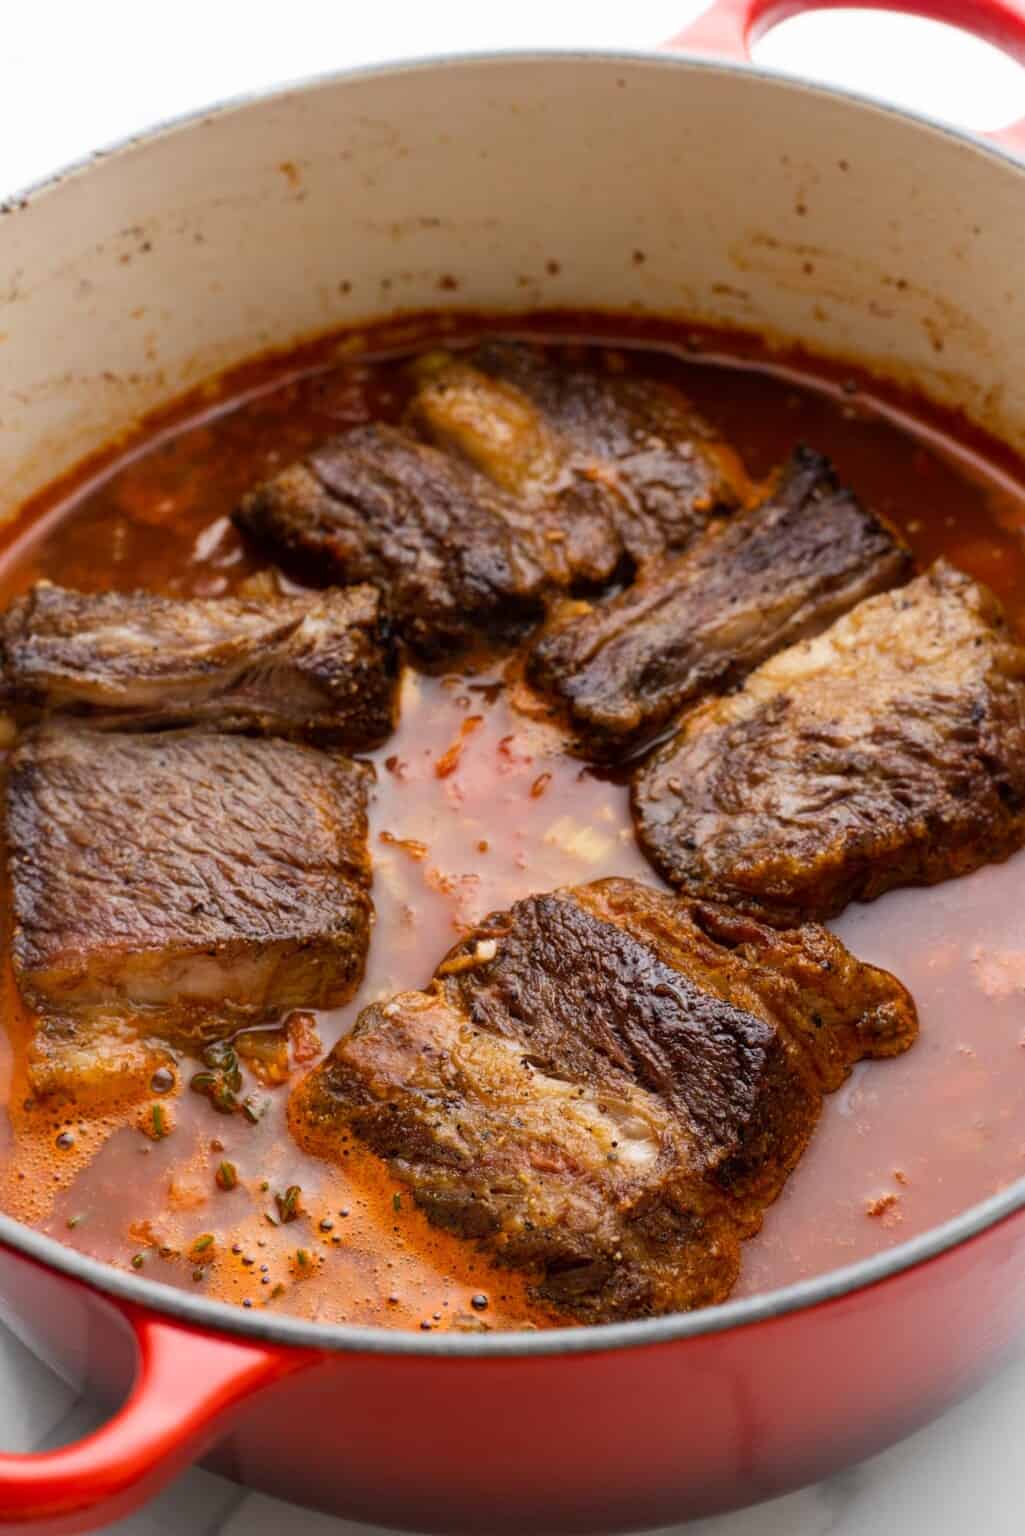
25,1007,176,1105
527,447,912,758
634,561,1025,924
0,581,398,748
292,877,916,1322
234,423,546,664
410,342,750,588
8,725,373,1032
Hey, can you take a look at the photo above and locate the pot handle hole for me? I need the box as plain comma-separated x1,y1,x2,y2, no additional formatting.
0,1305,313,1534
664,0,1025,153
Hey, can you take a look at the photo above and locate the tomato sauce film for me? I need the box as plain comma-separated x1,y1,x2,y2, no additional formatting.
1,315,1024,1331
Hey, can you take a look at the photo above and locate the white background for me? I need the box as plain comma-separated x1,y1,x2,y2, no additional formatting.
2,0,1025,199
2,3,1025,1533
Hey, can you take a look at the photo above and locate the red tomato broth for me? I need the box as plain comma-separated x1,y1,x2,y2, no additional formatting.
0,314,1023,1329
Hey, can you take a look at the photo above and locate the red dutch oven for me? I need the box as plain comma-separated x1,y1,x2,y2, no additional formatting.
1,3,1025,1531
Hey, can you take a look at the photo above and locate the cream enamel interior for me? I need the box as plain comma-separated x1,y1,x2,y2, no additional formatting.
1,52,1024,524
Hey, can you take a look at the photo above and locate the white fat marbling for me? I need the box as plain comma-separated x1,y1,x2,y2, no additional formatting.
3,4,1025,1532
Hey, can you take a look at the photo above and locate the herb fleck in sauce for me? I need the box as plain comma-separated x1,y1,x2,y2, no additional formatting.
0,316,1023,1328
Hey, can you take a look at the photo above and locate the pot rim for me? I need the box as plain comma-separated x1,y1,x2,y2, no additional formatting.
4,41,1023,216
1,43,1024,1361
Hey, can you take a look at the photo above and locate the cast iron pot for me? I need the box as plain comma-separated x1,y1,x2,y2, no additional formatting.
1,3,1024,1530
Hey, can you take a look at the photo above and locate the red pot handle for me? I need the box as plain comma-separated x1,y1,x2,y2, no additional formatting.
665,0,1025,153
0,1299,315,1535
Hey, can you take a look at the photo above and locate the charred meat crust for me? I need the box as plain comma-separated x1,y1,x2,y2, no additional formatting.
0,581,399,749
409,340,751,589
292,877,916,1323
527,447,913,758
233,343,752,665
632,560,1025,924
233,422,546,665
7,725,374,1026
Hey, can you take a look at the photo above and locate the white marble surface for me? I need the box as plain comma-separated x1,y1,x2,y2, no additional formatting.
2,3,1025,1532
